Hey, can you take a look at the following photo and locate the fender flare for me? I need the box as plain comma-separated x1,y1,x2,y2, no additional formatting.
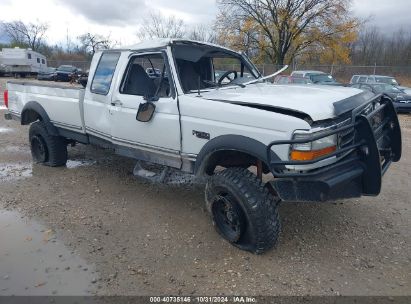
21,101,59,136
194,134,283,176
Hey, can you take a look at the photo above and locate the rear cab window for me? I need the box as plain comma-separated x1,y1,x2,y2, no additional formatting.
91,52,121,95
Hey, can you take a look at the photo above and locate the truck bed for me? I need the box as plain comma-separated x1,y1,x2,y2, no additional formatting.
7,81,85,133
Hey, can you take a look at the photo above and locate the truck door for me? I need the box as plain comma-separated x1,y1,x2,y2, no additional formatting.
109,52,181,168
83,51,121,142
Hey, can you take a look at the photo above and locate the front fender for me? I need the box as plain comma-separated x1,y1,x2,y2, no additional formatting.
194,134,283,176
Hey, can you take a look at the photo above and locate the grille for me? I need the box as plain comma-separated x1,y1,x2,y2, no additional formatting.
338,127,355,149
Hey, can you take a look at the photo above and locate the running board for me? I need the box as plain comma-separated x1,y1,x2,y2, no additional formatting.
133,161,169,183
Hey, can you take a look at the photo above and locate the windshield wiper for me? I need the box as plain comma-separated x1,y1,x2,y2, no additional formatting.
243,65,289,86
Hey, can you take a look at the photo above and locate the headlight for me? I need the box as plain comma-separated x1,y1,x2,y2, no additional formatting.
290,130,337,161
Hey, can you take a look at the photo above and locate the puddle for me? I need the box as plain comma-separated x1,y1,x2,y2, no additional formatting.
0,210,96,295
0,145,30,154
0,159,96,182
66,159,96,169
0,163,32,182
0,127,13,133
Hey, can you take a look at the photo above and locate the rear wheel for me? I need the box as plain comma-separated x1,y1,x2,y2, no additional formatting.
205,167,281,254
29,121,67,167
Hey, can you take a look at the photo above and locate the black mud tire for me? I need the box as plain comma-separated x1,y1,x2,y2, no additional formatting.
205,167,281,254
29,121,67,167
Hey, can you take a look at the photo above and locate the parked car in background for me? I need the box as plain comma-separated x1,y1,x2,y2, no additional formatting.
350,74,411,94
273,75,312,84
350,75,399,85
37,67,57,81
291,70,341,86
55,65,79,82
351,82,411,113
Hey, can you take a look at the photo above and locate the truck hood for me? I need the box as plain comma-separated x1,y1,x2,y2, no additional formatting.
200,83,374,122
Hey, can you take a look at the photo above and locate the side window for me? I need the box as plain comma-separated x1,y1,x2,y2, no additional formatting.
351,76,359,83
91,52,121,95
37,58,40,63
121,54,172,98
366,77,374,83
358,76,367,83
28,54,32,59
41,59,45,64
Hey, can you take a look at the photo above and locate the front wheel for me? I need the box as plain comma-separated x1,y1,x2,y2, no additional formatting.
205,168,281,254
29,121,68,167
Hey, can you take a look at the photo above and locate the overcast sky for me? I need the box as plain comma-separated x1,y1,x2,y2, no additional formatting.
0,0,410,47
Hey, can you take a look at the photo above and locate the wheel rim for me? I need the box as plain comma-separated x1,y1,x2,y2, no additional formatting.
31,135,47,162
212,192,245,243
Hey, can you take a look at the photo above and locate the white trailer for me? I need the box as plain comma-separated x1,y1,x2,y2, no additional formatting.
0,47,48,77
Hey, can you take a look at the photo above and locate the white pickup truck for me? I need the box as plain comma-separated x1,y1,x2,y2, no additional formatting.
4,39,402,253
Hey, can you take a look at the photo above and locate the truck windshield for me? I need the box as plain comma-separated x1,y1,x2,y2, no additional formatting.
375,77,399,86
310,74,336,83
172,44,260,93
373,84,402,94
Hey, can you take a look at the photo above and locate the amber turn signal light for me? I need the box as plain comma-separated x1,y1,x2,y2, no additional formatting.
290,146,337,161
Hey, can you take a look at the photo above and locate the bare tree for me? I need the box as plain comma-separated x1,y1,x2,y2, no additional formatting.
78,33,113,55
217,0,360,65
187,24,217,43
2,20,48,51
137,12,186,40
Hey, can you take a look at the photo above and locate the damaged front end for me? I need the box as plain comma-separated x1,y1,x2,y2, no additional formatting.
267,94,402,202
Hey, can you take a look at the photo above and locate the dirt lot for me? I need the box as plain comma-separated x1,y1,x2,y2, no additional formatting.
0,77,410,296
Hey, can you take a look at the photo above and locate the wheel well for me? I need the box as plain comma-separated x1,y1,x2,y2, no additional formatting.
202,150,270,176
21,109,42,125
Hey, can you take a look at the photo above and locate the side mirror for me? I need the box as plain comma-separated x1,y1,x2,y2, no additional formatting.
79,77,88,88
136,102,156,122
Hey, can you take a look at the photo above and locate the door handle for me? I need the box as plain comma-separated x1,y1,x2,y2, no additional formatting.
111,100,123,106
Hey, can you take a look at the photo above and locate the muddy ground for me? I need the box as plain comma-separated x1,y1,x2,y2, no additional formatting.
0,77,410,296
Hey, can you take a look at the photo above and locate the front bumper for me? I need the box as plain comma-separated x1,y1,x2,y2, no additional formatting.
267,95,402,202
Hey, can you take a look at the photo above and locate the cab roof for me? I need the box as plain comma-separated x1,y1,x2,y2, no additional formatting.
120,38,236,53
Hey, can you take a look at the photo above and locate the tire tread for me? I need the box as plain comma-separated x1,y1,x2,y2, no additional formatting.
206,167,281,254
29,121,67,167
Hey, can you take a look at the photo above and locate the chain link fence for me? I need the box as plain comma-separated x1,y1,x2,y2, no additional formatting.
46,60,411,86
47,60,91,71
